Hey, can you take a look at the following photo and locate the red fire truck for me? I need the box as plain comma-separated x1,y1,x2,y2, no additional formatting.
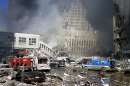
9,49,32,70
8,49,47,83
9,49,50,71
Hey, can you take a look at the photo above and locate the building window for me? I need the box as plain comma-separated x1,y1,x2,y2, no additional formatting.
14,37,16,43
43,45,45,50
40,44,42,48
29,38,36,45
19,37,26,45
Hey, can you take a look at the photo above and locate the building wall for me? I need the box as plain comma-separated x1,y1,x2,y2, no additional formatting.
63,0,97,57
39,41,53,57
64,29,97,57
13,33,54,58
0,32,14,48
0,32,14,63
113,0,130,58
14,33,40,49
63,0,97,58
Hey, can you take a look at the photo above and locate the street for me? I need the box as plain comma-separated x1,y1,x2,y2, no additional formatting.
1,63,130,86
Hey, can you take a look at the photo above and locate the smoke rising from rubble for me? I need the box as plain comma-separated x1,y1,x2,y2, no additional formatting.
23,1,63,48
8,0,64,48
8,0,112,52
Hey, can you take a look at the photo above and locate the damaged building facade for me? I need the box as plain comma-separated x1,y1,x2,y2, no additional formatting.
63,0,98,58
113,0,130,59
0,32,53,63
8,0,98,59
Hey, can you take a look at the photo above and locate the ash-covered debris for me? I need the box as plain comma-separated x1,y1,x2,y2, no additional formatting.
0,71,63,86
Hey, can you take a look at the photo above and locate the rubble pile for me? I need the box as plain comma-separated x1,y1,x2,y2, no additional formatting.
0,72,63,86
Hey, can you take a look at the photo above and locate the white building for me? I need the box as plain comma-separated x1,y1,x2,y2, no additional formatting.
0,32,53,63
14,33,53,57
39,41,53,57
14,33,40,49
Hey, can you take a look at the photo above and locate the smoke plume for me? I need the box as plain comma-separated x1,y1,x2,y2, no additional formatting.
8,0,65,48
8,0,113,52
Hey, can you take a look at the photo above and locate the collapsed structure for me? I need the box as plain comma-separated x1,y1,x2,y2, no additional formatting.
8,0,98,59
113,0,130,59
62,0,98,58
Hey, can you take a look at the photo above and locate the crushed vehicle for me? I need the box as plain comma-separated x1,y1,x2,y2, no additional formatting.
16,71,46,83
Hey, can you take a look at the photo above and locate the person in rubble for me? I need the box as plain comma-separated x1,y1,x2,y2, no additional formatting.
98,67,105,78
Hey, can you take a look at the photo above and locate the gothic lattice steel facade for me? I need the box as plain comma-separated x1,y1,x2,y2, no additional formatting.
63,0,97,57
